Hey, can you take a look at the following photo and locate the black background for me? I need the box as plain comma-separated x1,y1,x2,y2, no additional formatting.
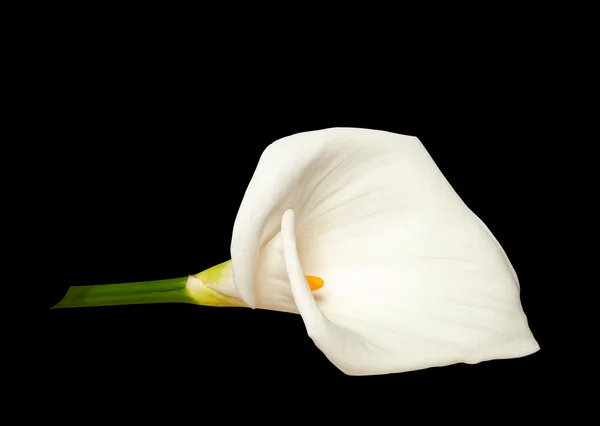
14,21,555,412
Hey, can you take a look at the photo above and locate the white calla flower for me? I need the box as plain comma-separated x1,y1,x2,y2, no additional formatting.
203,127,539,375
55,127,539,376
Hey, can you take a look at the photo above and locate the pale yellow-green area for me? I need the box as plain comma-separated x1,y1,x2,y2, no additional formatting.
189,260,246,308
194,259,232,285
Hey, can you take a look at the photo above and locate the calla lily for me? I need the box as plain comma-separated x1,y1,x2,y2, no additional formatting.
54,127,539,376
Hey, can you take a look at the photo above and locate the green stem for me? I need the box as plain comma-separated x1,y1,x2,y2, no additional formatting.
52,276,194,309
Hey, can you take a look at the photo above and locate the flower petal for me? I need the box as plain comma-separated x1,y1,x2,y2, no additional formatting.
231,128,539,375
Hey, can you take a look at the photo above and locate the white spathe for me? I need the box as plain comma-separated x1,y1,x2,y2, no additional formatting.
227,127,539,376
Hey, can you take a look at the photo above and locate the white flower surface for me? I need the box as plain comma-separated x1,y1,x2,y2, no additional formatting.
219,127,539,375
